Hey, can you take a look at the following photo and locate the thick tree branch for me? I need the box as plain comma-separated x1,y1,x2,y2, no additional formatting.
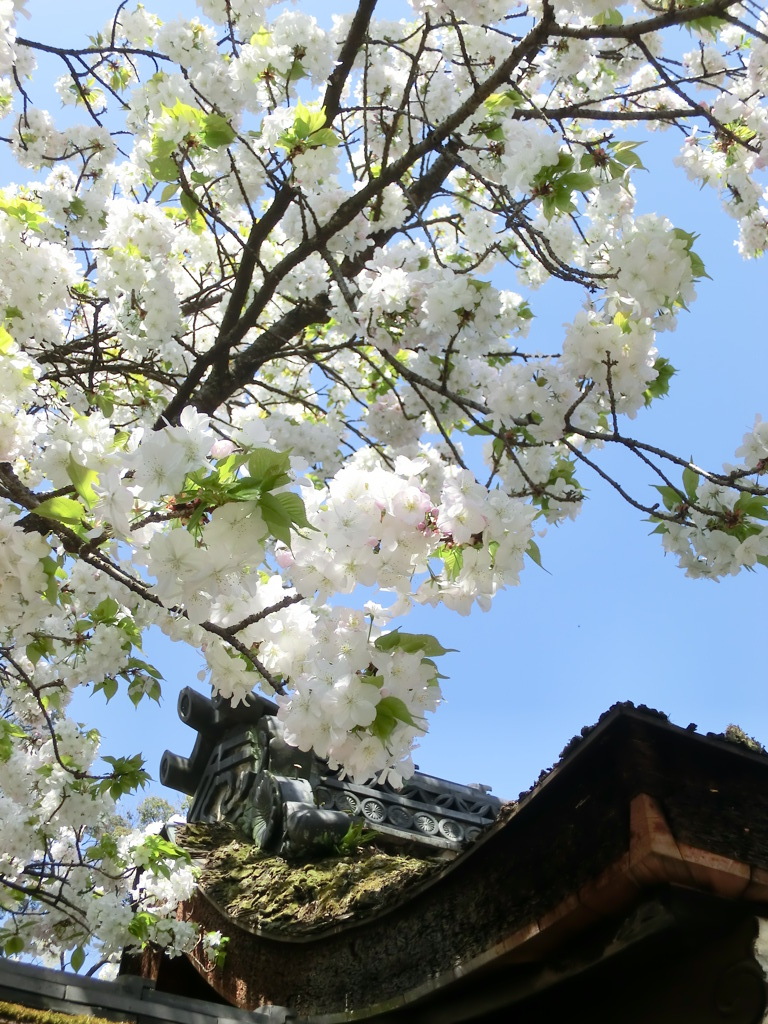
160,14,554,423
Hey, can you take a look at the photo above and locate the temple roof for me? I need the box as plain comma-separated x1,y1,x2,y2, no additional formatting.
126,702,768,1022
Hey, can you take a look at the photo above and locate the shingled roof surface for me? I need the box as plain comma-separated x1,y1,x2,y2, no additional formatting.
174,819,447,936
126,703,768,1022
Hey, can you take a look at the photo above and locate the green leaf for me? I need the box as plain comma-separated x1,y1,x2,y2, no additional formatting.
538,152,574,180
66,456,99,509
672,227,711,281
41,555,61,604
178,190,205,234
541,194,557,220
27,634,55,665
88,833,118,862
686,14,726,35
33,495,87,527
688,249,711,281
0,720,26,763
4,935,24,955
127,676,161,706
467,420,495,437
369,695,424,744
0,193,47,231
374,629,455,657
594,7,623,25
227,479,265,501
147,135,179,183
214,452,245,485
644,357,677,406
128,910,157,945
372,631,407,652
552,189,576,215
299,103,326,135
70,946,85,972
148,155,178,183
370,707,396,744
98,753,149,800
179,190,199,219
526,539,544,568
92,597,120,623
201,112,236,148
274,491,315,531
250,26,271,46
258,493,294,547
608,139,645,171
484,89,522,113
559,171,595,192
278,103,338,152
438,545,463,580
682,465,699,502
734,495,768,520
94,677,119,702
287,60,307,83
654,484,684,511
420,657,447,682
126,656,163,680
247,448,292,491
162,100,204,128
613,310,632,334
66,197,87,220
135,835,191,880
0,325,13,355
378,694,419,727
306,127,339,149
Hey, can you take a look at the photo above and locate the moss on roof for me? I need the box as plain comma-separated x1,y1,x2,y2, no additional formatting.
0,1000,128,1024
176,821,446,936
722,723,767,754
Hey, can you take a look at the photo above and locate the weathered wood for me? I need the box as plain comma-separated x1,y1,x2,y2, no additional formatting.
132,705,768,1021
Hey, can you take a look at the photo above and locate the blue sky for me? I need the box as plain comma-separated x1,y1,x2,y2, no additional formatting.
9,0,768,805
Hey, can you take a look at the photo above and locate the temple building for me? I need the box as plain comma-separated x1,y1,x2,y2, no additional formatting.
4,702,768,1023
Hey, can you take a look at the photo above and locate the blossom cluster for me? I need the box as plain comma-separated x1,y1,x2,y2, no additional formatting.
0,0,765,964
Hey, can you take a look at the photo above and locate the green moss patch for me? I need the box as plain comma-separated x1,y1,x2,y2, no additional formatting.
0,1000,128,1024
176,822,444,936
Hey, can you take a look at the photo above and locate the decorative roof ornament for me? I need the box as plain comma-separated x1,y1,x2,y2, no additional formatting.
161,687,501,858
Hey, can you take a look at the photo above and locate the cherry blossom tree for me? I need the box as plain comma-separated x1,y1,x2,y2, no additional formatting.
0,0,766,968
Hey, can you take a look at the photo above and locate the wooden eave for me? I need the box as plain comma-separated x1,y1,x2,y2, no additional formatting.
137,706,768,1021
